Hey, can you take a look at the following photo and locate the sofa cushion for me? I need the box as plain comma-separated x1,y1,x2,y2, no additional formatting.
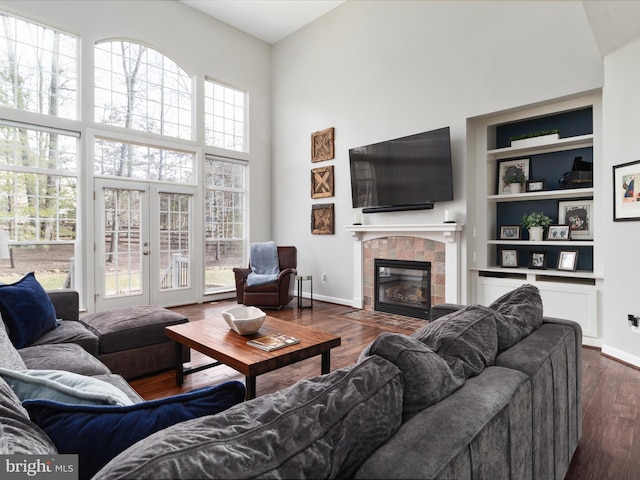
80,305,188,354
412,305,498,379
19,343,111,375
0,273,57,348
0,376,57,454
0,315,26,370
24,381,246,480
92,355,403,480
29,320,99,356
0,368,134,406
362,332,464,419
489,283,544,352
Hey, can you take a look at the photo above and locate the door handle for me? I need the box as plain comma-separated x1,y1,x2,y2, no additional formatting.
143,251,150,256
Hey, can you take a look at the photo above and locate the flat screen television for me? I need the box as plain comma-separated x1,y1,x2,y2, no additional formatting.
349,127,454,213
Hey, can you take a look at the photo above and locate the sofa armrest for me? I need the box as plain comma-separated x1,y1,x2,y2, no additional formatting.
46,289,79,321
429,303,463,321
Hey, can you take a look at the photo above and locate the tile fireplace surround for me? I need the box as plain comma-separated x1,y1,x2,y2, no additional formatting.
345,224,463,311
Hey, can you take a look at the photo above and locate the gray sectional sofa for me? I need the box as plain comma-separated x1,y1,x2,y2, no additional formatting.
2,284,581,479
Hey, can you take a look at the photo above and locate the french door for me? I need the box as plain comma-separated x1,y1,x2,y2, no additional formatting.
94,178,196,310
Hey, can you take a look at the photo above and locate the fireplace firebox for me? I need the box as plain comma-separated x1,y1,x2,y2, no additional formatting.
374,259,431,320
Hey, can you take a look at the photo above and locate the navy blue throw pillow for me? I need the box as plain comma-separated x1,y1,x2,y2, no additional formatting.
0,272,57,348
23,381,246,480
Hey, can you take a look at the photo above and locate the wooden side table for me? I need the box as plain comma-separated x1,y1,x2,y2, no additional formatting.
297,275,313,309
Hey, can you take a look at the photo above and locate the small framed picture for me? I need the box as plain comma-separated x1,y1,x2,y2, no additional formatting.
547,224,570,240
499,225,521,240
529,251,547,269
501,249,519,268
498,158,530,194
613,159,640,221
557,250,578,271
527,179,546,192
558,200,593,240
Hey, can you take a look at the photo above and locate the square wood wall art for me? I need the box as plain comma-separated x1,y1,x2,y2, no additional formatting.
311,203,335,235
311,165,334,199
311,127,334,162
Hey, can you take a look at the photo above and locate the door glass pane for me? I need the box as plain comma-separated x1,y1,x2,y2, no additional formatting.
103,188,142,297
159,193,190,290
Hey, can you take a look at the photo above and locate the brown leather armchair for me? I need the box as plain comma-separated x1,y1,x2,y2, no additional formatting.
233,246,297,308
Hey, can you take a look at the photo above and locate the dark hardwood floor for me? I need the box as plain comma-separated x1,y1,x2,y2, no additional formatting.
130,299,640,479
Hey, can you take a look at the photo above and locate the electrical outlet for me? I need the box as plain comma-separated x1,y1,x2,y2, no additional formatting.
321,273,327,284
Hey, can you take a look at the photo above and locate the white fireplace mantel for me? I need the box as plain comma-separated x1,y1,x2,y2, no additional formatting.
344,223,464,309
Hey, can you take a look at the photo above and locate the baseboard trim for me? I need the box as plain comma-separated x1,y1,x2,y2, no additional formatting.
601,344,640,370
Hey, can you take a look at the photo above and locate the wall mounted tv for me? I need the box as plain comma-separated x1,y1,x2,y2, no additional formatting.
349,127,454,213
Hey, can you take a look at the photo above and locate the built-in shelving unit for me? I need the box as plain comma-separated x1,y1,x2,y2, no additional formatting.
468,92,603,343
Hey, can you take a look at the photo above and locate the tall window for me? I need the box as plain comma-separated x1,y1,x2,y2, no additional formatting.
94,41,192,139
204,79,246,152
0,123,78,288
0,13,77,119
204,157,246,292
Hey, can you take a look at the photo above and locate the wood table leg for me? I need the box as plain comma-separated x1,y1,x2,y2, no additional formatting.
245,376,256,400
321,351,331,375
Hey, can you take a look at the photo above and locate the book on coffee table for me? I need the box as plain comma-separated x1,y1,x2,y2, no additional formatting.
247,333,300,352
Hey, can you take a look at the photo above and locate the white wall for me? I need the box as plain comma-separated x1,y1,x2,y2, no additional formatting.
272,0,603,305
600,36,640,366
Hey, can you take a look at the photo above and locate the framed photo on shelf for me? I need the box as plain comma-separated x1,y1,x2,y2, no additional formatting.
558,200,593,240
499,225,520,240
527,179,546,192
500,249,519,268
528,251,547,269
498,158,530,195
557,250,578,271
613,159,640,221
547,224,570,241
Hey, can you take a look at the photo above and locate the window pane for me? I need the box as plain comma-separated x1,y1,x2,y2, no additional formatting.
94,138,195,184
204,80,247,152
159,192,190,290
0,13,77,119
204,158,246,292
94,41,192,139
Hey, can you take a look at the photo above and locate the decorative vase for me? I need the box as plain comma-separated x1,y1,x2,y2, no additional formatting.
509,183,522,194
529,226,544,242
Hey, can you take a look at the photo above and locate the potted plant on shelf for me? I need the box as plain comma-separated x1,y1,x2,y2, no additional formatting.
503,170,527,194
521,212,553,241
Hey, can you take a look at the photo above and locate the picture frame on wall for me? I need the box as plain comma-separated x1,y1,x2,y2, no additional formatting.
311,165,334,199
547,224,570,240
528,251,547,269
311,203,335,234
499,225,520,240
311,127,335,163
498,158,530,194
613,159,640,221
558,200,593,240
557,250,578,271
500,249,519,268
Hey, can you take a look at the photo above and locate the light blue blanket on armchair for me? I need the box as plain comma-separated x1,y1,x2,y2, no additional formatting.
247,242,280,287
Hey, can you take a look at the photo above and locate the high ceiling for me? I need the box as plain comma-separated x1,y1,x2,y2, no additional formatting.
179,0,640,56
179,0,346,44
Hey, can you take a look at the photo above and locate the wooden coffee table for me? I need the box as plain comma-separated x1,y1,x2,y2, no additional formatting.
165,316,341,399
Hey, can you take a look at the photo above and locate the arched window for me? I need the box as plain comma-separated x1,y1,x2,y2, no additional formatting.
94,41,192,139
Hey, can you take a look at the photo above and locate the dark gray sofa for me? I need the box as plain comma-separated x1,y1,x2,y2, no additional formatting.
2,284,581,479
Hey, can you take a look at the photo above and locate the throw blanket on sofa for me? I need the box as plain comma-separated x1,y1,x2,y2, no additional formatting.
247,242,280,287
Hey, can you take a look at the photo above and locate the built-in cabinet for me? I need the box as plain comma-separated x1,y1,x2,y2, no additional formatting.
469,92,602,342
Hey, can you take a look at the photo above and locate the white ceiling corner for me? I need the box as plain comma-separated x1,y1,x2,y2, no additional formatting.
179,0,346,44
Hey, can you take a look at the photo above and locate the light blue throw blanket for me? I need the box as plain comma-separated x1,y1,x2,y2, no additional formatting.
247,242,280,287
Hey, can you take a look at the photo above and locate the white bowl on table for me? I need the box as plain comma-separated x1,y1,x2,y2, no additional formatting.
222,306,266,335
